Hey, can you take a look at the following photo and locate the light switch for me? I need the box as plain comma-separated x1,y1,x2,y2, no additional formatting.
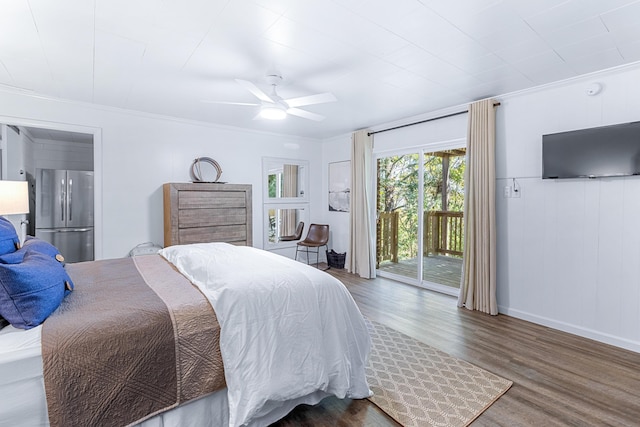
503,186,512,198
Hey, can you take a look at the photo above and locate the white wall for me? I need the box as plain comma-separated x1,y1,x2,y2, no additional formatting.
321,134,351,261
496,64,640,353
0,90,323,259
321,62,640,353
4,125,25,180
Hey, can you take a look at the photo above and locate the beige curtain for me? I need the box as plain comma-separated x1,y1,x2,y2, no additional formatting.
458,99,498,315
281,165,298,235
348,129,376,278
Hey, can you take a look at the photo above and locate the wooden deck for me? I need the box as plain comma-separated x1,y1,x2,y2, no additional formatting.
377,254,462,288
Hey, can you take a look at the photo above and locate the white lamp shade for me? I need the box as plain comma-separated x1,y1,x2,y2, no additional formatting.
0,180,29,215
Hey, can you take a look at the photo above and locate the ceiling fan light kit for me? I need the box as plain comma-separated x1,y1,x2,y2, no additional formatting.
260,103,287,120
206,74,337,122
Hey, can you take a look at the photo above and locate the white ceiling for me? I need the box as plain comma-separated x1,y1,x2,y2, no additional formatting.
2,0,640,139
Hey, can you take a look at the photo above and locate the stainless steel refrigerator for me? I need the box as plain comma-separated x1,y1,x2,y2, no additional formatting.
35,169,94,263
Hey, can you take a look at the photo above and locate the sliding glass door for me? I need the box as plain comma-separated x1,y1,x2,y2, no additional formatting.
376,153,420,280
376,143,465,294
422,148,465,291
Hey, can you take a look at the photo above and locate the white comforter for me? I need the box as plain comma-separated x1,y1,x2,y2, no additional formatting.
160,243,372,427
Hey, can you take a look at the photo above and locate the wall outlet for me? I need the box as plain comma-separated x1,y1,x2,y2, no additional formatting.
503,185,512,198
513,186,521,198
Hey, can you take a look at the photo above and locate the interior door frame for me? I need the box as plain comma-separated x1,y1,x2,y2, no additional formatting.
0,115,103,260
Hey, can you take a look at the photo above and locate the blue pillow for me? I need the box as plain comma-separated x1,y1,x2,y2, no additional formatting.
0,217,19,256
0,238,73,300
0,250,74,330
0,237,65,265
24,236,63,260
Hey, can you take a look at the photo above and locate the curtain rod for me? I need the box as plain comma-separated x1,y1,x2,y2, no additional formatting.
368,102,501,136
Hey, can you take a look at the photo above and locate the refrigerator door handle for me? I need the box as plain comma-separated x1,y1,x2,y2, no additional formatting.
60,178,66,222
68,178,73,221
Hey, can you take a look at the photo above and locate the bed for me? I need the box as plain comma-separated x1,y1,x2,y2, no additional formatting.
0,242,372,427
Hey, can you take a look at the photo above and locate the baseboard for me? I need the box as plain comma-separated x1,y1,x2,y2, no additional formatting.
498,306,640,354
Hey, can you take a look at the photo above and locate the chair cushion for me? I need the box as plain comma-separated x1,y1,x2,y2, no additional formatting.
0,217,20,256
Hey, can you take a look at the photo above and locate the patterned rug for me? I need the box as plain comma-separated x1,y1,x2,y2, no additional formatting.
366,320,512,427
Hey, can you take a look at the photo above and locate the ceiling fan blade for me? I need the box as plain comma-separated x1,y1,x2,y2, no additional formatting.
284,92,336,108
235,79,274,103
287,108,325,122
201,100,260,106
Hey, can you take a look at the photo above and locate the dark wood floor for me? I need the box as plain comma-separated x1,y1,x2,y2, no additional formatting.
272,267,640,426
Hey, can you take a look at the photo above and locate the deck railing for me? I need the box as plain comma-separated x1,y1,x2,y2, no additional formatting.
377,210,463,265
376,211,399,265
425,211,463,257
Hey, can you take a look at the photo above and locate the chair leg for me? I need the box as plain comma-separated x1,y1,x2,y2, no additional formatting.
296,245,329,270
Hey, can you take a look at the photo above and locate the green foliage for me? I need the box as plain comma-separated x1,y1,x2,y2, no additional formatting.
445,156,465,211
268,174,277,198
378,154,419,259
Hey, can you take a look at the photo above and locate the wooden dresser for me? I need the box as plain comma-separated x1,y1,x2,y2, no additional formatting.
163,183,252,247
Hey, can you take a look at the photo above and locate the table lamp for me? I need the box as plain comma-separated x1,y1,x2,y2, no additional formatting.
0,180,29,242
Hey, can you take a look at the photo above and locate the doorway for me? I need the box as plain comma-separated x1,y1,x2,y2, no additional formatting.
376,142,465,295
0,118,102,259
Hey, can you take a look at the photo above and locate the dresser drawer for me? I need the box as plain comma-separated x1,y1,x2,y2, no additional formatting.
178,191,247,209
163,183,252,247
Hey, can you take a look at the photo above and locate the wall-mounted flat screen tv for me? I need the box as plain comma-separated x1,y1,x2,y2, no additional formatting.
542,121,640,179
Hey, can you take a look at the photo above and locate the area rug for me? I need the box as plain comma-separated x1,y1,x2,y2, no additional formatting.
365,320,512,427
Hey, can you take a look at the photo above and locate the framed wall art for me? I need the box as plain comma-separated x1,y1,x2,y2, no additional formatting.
328,160,350,212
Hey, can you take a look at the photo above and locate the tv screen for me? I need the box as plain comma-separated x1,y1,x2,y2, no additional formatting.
542,121,640,179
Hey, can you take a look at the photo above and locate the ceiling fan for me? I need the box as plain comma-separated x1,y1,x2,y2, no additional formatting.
204,74,337,121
